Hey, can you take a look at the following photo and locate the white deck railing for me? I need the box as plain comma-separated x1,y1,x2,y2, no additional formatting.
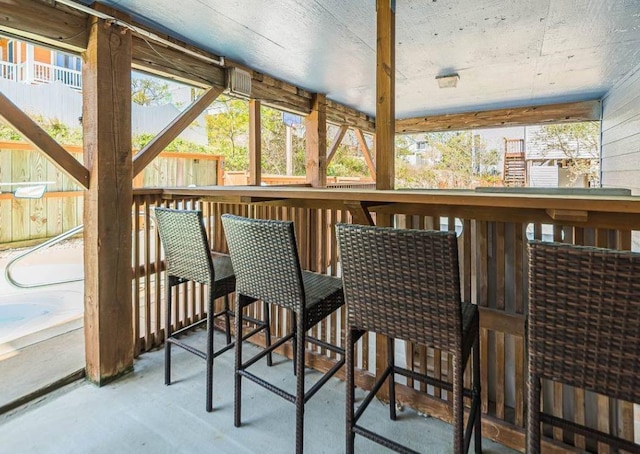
0,60,81,90
0,61,17,82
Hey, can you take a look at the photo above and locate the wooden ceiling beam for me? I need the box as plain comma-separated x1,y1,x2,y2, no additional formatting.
0,0,88,52
396,100,602,134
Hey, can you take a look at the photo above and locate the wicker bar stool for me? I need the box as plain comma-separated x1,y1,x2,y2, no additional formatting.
336,223,482,454
154,208,271,412
527,241,640,453
221,214,345,454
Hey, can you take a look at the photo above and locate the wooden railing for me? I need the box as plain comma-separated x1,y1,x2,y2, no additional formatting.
131,188,640,453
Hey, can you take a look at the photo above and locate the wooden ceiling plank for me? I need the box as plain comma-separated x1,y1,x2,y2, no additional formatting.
132,86,224,177
396,100,602,133
0,91,89,188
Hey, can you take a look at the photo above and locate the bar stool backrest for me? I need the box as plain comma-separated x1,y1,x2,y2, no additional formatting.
336,223,463,355
221,214,305,310
528,240,640,403
154,207,213,286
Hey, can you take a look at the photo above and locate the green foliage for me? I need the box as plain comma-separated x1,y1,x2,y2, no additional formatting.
0,116,82,145
0,122,23,141
132,133,212,154
206,96,250,170
531,122,600,185
395,131,499,189
131,77,171,106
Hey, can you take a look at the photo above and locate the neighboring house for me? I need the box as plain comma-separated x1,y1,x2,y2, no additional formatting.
403,137,442,166
501,125,598,188
0,38,82,90
524,125,597,188
0,36,208,145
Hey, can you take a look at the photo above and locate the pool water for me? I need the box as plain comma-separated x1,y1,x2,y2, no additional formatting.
0,303,51,324
0,291,83,353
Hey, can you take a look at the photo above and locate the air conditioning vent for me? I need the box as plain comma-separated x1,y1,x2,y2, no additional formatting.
227,67,252,98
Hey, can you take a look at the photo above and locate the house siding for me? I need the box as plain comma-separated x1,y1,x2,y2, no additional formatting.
601,63,640,195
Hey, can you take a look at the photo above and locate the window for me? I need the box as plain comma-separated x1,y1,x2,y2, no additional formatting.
7,40,14,63
54,52,81,71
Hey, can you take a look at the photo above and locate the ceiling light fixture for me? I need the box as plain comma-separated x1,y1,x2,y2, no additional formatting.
436,73,460,88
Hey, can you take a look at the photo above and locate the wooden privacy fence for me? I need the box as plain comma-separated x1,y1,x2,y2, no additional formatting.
131,188,639,453
0,141,223,246
0,141,82,246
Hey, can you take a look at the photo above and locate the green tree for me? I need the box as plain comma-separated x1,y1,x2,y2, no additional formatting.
531,122,600,185
131,77,171,106
206,96,250,170
395,131,499,189
327,128,370,178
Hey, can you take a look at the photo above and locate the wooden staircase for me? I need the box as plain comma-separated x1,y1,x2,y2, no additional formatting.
503,139,526,187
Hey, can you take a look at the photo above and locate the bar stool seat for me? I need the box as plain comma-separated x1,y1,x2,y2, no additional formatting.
154,207,270,412
221,214,345,454
336,223,482,454
527,240,640,453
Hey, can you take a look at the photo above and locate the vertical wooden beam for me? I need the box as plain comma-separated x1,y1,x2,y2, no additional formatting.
82,11,133,385
305,93,327,187
375,0,395,192
375,0,396,403
249,99,262,186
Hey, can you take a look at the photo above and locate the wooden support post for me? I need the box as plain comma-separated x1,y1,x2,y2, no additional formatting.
376,0,395,194
375,0,396,402
305,93,327,187
82,11,133,385
249,99,262,186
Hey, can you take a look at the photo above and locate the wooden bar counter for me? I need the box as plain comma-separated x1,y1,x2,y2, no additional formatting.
138,186,640,453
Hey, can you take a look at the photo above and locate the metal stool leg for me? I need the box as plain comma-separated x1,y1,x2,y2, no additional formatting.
346,328,356,454
263,300,273,366
224,294,232,345
473,338,482,453
164,279,173,386
206,288,215,412
388,336,397,421
234,294,245,428
295,313,305,454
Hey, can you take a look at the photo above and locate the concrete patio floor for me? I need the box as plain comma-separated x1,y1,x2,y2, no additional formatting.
0,329,517,454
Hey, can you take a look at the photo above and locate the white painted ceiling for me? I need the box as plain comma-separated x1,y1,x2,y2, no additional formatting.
80,0,640,119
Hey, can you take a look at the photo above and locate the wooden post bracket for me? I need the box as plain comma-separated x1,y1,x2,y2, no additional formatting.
0,91,90,189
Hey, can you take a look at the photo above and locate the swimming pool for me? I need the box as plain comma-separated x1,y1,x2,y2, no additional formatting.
0,290,83,354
